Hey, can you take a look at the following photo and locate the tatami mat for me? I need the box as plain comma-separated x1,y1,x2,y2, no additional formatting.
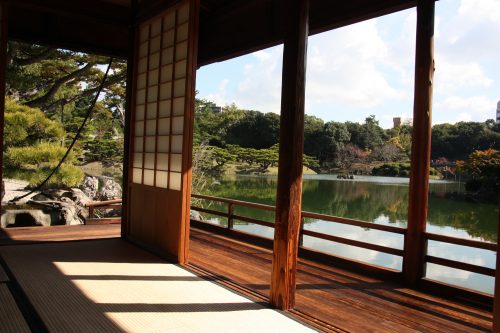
0,239,316,333
0,284,31,333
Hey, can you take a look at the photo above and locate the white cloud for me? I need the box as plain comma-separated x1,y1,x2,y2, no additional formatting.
434,58,493,94
205,78,230,107
306,19,408,110
234,46,283,113
434,95,496,123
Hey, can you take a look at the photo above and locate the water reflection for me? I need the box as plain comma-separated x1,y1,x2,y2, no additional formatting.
199,174,498,293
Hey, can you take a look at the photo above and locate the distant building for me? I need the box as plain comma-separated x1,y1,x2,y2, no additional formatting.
210,105,222,113
393,117,402,128
496,100,500,124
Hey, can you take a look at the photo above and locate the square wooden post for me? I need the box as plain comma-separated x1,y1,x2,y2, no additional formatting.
270,0,308,310
493,199,500,332
0,2,7,211
403,0,435,286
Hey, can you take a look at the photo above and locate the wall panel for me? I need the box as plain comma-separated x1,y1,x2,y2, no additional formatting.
127,0,198,263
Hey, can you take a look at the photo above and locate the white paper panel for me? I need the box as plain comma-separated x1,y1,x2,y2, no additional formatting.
145,136,156,152
171,135,183,153
134,137,143,152
139,42,149,58
139,58,148,75
151,18,162,37
157,136,170,152
144,153,155,169
170,154,182,172
137,73,147,89
175,60,187,79
163,12,176,30
169,172,182,191
158,118,170,135
150,52,160,70
147,88,158,102
173,97,185,116
146,119,156,135
161,65,173,83
159,100,171,117
172,117,184,135
160,82,172,100
163,29,175,48
174,79,185,97
150,36,161,53
146,102,157,119
139,26,149,43
148,69,159,86
144,170,155,186
162,47,174,65
177,23,189,41
135,121,144,136
135,104,145,121
136,89,146,104
178,4,190,23
156,153,169,170
133,153,143,168
176,41,188,60
132,168,143,184
156,171,169,188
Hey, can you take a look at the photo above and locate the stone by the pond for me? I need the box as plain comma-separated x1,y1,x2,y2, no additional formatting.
81,175,99,199
98,177,122,200
1,209,58,228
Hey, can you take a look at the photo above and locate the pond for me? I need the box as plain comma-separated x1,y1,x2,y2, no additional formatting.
197,174,499,294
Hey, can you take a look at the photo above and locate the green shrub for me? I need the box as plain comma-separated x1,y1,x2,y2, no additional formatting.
4,98,64,148
4,143,76,169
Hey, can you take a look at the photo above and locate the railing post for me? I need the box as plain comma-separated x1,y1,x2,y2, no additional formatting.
493,199,500,332
403,0,435,287
298,217,304,247
270,0,308,310
228,203,234,230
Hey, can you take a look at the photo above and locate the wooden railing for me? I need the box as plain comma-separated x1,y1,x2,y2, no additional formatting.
85,199,122,225
191,193,497,299
82,194,496,300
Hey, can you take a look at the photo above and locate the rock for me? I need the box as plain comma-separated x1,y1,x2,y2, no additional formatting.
190,210,203,221
1,209,57,228
58,202,84,225
98,177,122,201
1,180,4,202
81,176,99,200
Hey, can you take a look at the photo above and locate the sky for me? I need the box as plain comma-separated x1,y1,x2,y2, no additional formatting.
196,0,500,129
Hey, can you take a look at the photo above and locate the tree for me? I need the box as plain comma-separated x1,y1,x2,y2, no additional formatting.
317,121,350,166
6,41,126,121
226,111,280,149
3,99,84,188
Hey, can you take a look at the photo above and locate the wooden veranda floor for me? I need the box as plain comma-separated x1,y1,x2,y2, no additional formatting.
0,224,493,332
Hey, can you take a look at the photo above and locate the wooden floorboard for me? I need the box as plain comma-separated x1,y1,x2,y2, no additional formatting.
0,225,493,332
0,224,121,245
189,228,492,333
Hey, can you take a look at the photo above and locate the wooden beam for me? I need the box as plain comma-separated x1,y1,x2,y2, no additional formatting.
403,0,435,286
0,2,8,212
270,0,308,310
493,199,500,332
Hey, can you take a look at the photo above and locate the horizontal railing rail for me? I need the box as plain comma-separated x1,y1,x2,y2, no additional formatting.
81,193,497,294
190,193,497,291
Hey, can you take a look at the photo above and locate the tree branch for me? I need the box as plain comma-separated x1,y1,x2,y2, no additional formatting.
24,62,95,109
45,72,126,112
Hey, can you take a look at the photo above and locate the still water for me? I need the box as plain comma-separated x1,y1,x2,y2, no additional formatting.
198,174,498,294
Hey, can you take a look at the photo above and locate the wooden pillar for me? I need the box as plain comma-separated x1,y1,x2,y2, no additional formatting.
270,0,308,310
492,199,500,332
121,1,138,238
0,2,7,212
403,0,435,286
